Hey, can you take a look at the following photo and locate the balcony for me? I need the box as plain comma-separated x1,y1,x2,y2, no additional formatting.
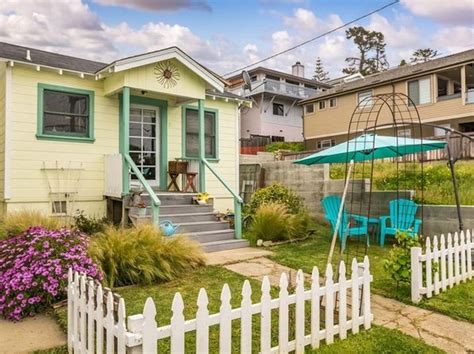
244,78,318,99
466,89,474,104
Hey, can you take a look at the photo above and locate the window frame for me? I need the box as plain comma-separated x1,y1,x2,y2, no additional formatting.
305,103,314,114
329,97,337,108
181,105,219,161
357,89,373,109
37,83,95,143
318,100,326,110
272,103,284,116
407,76,432,106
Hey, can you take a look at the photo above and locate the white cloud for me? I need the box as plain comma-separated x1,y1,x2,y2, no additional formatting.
432,26,474,54
401,0,474,25
243,44,260,63
93,0,212,12
283,8,343,33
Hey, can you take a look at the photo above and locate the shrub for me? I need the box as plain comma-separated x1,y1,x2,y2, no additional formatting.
0,211,63,240
384,231,421,284
0,227,101,321
265,141,304,153
247,183,303,217
73,210,109,235
289,211,316,239
88,225,206,287
249,203,294,242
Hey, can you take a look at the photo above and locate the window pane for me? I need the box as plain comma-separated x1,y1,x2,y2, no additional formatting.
185,109,216,158
205,136,215,156
142,152,156,165
186,133,199,157
142,138,155,152
141,167,155,180
408,81,420,105
205,112,215,136
186,110,199,134
358,90,373,107
142,124,156,138
130,153,141,165
143,109,156,123
419,78,431,104
129,138,141,151
130,108,141,122
43,113,87,136
130,123,141,137
273,103,284,116
44,90,88,114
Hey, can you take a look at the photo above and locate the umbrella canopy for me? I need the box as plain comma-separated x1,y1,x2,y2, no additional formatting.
295,134,447,165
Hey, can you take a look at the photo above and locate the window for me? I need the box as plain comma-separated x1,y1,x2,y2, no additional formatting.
183,107,218,159
329,98,337,108
397,129,411,137
358,90,373,108
271,135,284,142
273,103,284,116
454,82,462,94
317,139,336,149
318,101,326,110
52,201,67,215
437,77,448,97
408,77,431,105
305,104,314,114
37,84,94,142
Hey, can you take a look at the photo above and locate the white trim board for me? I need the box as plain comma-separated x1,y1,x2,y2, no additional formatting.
4,65,12,200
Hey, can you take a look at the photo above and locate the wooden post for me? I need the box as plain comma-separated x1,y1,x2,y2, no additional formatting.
121,87,130,196
411,247,422,303
198,99,206,192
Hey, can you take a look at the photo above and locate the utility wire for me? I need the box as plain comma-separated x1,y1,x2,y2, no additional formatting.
224,0,400,77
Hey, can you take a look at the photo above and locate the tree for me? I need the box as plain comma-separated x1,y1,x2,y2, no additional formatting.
410,48,438,63
313,57,330,82
343,26,389,76
399,59,408,66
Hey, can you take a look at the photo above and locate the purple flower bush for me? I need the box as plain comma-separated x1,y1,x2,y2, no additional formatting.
0,227,101,321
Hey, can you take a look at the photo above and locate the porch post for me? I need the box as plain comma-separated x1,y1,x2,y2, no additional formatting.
121,87,130,195
198,99,206,192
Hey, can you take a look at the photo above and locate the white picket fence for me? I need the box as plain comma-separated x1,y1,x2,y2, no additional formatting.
67,256,373,353
411,229,473,303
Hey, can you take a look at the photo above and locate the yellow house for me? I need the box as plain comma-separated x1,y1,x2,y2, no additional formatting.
301,49,474,149
0,42,249,251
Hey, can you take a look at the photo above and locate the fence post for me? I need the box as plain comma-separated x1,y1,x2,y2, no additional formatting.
411,247,423,303
127,315,144,354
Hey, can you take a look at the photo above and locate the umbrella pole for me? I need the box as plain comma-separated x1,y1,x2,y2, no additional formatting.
327,159,354,267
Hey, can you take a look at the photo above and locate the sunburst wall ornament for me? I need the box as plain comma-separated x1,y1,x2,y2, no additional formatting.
154,60,180,88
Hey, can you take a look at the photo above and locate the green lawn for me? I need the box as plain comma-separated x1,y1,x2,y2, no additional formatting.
268,221,474,323
53,266,441,353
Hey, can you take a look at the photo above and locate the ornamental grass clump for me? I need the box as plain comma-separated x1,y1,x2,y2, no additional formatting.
0,210,63,240
0,227,101,321
88,225,206,288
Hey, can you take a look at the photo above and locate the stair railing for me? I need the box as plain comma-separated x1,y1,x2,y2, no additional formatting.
124,154,161,227
201,158,243,239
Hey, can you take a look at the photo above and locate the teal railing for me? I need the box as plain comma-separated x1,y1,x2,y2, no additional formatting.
201,158,243,239
124,154,161,227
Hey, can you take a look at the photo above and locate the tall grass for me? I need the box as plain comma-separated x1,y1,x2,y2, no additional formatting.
330,161,474,205
249,203,294,243
0,210,64,239
88,225,206,288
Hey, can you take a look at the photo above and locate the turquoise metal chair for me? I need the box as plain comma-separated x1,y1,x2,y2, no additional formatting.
379,199,422,246
321,195,369,248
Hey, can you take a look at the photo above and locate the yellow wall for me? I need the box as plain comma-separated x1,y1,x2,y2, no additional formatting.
0,63,6,205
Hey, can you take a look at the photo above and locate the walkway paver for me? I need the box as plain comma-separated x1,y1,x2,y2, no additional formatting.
206,247,272,265
0,314,66,353
219,253,474,354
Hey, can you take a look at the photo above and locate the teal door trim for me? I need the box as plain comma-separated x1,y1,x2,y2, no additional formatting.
119,93,168,190
198,99,206,192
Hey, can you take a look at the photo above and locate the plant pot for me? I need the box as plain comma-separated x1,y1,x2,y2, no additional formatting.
134,207,147,217
196,200,207,205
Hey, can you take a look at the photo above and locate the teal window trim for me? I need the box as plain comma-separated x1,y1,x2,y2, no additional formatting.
119,94,169,189
181,105,219,162
36,83,95,143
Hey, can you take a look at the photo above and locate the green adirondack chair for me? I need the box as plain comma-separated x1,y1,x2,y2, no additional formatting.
321,195,369,248
379,199,422,246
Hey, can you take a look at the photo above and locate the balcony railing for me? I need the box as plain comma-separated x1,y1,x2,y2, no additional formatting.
243,78,318,99
466,89,474,104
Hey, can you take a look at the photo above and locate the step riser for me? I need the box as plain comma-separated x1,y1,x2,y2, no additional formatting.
161,214,218,223
161,205,213,214
141,194,197,205
188,231,234,243
179,222,230,233
203,240,250,253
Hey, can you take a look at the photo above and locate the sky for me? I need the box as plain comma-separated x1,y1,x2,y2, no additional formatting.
0,0,473,79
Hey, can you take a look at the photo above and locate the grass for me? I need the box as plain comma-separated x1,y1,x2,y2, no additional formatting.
268,221,474,323
53,266,441,353
330,160,474,205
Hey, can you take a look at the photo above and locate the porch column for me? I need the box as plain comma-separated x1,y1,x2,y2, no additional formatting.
121,87,130,195
461,65,466,105
198,99,206,192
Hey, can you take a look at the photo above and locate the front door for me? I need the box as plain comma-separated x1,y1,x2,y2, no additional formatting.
129,105,160,186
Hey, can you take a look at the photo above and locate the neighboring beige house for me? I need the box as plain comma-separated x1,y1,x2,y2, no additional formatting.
301,49,474,150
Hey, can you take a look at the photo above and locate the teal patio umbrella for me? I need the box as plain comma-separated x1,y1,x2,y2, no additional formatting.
295,134,447,165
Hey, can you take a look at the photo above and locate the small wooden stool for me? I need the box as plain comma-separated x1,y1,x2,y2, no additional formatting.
167,161,189,192
183,172,197,193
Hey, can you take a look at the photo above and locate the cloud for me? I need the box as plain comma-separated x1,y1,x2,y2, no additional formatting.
283,8,343,33
93,0,212,12
401,0,474,25
431,26,474,54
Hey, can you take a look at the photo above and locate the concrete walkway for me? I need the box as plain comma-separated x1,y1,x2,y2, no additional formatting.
210,248,474,354
0,314,66,353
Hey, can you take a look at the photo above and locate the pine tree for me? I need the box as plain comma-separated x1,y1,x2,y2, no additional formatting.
313,57,330,82
410,48,438,63
399,59,407,66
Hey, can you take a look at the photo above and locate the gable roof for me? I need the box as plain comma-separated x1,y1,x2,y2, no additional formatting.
0,42,227,92
301,49,474,104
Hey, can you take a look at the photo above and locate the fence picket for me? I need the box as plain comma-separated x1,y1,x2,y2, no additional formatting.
73,272,80,353
87,280,95,354
240,281,252,354
362,256,371,330
351,259,360,334
260,276,271,354
459,231,467,281
278,272,289,353
338,261,347,339
432,236,440,295
219,284,232,354
67,269,73,353
171,292,185,353
105,291,114,354
95,284,104,354
324,264,334,344
454,232,460,284
425,237,433,298
440,234,447,291
116,298,126,354
310,267,320,349
196,288,209,354
447,233,454,288
80,276,87,354
295,270,305,353
467,230,473,278
142,298,157,354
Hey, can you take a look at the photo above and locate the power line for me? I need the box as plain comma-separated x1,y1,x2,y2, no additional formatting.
224,0,400,77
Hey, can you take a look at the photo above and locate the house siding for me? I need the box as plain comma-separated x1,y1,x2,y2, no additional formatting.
0,63,6,212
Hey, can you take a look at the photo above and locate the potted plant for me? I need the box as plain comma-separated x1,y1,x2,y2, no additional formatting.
195,192,210,205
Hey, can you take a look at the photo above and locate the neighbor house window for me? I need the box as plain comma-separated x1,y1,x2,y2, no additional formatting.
37,84,94,142
273,103,284,116
437,77,448,97
319,101,326,110
329,98,337,108
408,77,431,105
183,107,218,159
305,104,314,114
358,90,373,108
317,139,336,149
